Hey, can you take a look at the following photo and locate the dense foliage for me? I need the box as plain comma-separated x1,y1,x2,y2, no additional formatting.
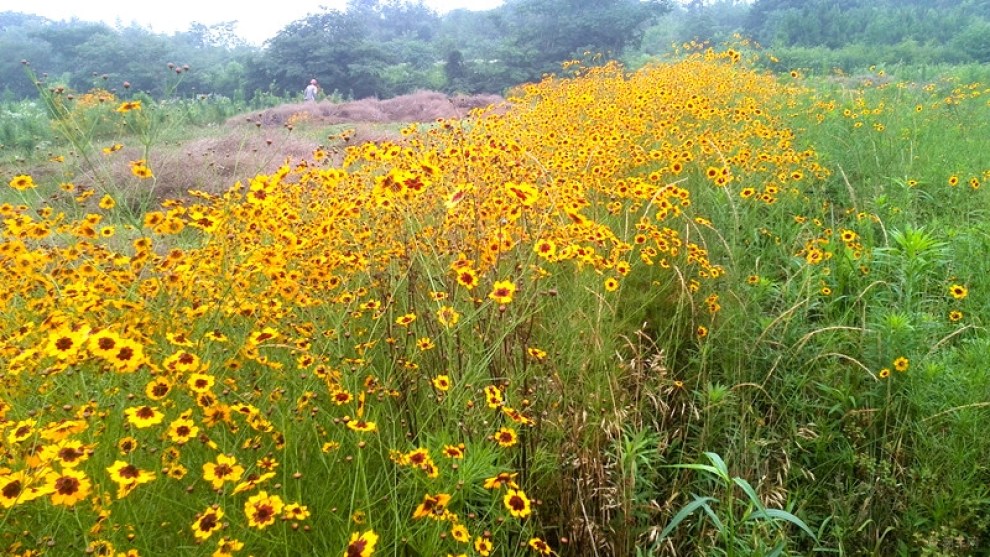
6,0,990,105
4,43,990,555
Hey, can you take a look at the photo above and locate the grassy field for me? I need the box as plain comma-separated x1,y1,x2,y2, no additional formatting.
1,46,989,556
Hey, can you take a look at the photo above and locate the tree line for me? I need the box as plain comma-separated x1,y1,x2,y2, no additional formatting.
3,0,990,105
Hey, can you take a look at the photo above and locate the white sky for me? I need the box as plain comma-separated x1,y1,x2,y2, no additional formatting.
8,1,506,46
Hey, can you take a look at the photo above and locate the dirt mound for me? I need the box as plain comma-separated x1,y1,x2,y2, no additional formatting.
241,90,507,127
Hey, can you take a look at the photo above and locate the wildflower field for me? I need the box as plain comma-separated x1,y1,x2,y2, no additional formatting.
2,47,990,556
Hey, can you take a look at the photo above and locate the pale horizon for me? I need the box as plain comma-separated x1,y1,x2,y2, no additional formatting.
8,1,507,46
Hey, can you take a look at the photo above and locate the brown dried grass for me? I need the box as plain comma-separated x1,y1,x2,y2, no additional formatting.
80,91,505,202
243,90,506,127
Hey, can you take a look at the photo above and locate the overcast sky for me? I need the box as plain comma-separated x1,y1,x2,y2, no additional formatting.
12,1,506,46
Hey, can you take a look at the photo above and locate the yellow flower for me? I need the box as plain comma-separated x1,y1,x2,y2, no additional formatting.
484,385,504,408
437,305,461,327
451,523,470,543
529,537,555,555
167,416,200,444
493,426,518,447
213,537,244,557
203,454,244,490
474,537,493,556
949,284,968,300
283,503,310,521
432,374,452,392
106,460,156,498
344,530,378,557
124,405,164,428
503,488,532,518
244,491,283,529
346,419,377,433
0,470,50,508
9,174,36,190
130,159,154,179
893,356,909,372
116,100,142,112
489,280,517,304
192,506,225,540
412,492,452,520
46,468,91,506
187,373,216,394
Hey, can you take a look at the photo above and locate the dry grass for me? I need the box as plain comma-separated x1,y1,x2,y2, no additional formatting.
82,91,506,200
244,90,506,127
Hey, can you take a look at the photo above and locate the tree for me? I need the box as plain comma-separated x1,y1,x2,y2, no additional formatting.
263,9,394,99
495,0,671,82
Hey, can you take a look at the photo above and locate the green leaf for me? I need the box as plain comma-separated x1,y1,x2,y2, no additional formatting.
658,496,718,541
748,508,818,541
704,452,731,482
732,477,766,513
665,463,722,478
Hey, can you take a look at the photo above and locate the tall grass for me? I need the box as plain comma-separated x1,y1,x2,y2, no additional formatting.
1,45,989,557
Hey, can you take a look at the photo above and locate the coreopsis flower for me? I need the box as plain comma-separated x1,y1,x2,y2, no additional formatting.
203,454,244,490
949,284,968,300
145,378,172,401
283,503,310,521
344,530,378,557
232,472,276,494
130,159,154,179
0,470,50,508
41,439,91,468
451,523,470,543
187,373,216,394
503,488,532,518
105,338,146,373
474,537,493,556
214,537,244,557
244,491,283,529
488,280,516,304
454,267,479,289
893,356,909,372
437,305,461,327
124,405,164,428
431,374,452,392
192,506,225,540
504,181,539,206
493,427,518,447
527,347,548,361
412,493,452,521
529,537,555,555
484,385,504,408
442,444,465,459
106,460,156,499
346,419,377,433
116,100,142,112
483,472,519,490
44,326,88,361
45,468,91,506
167,415,200,444
8,174,36,190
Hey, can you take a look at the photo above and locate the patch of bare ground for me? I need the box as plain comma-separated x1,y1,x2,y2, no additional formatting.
91,91,506,202
243,90,506,127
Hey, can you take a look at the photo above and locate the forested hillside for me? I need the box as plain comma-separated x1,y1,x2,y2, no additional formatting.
3,0,990,103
